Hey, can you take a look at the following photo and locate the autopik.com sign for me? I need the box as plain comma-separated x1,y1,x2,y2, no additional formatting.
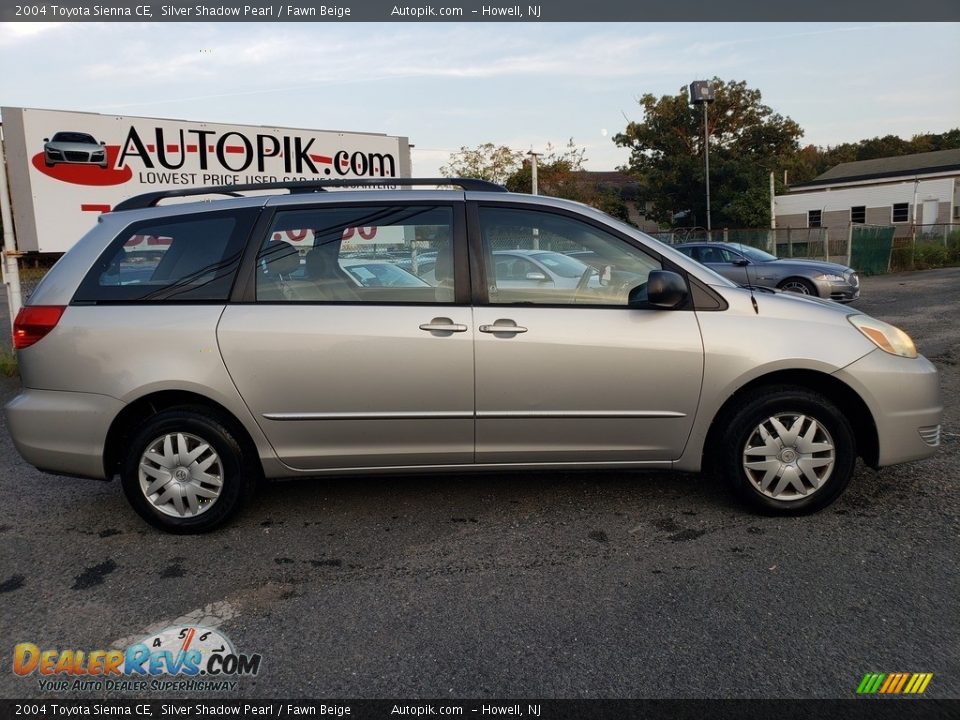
1,107,411,253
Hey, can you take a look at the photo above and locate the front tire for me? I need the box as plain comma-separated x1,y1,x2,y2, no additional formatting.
778,277,816,296
120,408,257,533
719,387,856,514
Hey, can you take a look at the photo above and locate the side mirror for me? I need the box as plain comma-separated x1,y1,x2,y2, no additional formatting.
43,138,49,142
525,271,549,282
734,258,750,267
101,141,106,146
632,270,688,309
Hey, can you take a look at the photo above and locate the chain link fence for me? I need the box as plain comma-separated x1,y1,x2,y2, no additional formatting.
650,223,960,275
648,227,833,260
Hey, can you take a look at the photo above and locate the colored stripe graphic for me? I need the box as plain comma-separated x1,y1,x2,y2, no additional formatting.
857,672,932,694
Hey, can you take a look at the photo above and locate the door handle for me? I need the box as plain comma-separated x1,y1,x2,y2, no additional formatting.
419,318,468,333
479,320,528,335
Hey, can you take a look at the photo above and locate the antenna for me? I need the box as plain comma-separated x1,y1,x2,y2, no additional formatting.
736,244,759,314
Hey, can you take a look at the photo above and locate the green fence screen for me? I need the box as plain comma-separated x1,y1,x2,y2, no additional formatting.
850,226,895,276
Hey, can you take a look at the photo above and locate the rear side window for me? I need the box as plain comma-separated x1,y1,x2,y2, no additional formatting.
255,205,454,303
74,209,257,303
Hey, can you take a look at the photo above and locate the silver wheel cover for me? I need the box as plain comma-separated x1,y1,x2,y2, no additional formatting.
742,413,836,501
138,432,224,517
781,280,812,294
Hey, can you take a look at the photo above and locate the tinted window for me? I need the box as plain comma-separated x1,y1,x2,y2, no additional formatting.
74,209,256,303
257,205,454,303
52,132,97,143
479,206,660,306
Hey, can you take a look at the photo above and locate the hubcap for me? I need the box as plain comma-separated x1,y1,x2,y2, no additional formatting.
742,413,835,501
138,432,223,518
782,281,811,295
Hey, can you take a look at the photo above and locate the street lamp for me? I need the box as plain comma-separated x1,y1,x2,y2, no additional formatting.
527,150,540,195
689,81,715,232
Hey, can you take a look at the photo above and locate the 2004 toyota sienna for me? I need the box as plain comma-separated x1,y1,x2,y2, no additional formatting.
4,178,942,533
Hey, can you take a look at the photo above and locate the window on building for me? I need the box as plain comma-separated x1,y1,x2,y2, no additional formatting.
807,210,822,228
851,206,866,224
892,203,910,223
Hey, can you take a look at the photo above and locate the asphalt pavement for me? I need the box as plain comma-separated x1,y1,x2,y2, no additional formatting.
0,268,957,699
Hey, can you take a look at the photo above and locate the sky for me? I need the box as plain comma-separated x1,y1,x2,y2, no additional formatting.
1,21,958,176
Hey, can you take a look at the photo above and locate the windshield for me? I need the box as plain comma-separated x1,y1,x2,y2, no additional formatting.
52,132,98,144
732,244,778,262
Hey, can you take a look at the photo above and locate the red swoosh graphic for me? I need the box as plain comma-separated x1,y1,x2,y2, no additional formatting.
32,146,133,186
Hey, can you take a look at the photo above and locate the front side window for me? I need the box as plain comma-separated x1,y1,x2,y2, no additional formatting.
479,206,660,306
256,205,454,303
74,209,256,303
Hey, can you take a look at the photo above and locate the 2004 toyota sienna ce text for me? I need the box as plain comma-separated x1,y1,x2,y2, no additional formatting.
4,178,942,533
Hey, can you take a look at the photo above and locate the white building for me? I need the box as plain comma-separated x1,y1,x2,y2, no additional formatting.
774,149,960,241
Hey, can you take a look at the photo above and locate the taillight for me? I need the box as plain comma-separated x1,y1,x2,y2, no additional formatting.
13,305,66,349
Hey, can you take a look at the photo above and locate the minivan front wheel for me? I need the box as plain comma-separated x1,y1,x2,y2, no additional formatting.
120,408,256,533
719,387,856,514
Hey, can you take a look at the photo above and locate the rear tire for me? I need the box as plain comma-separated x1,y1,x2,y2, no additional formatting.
120,407,257,533
719,386,856,515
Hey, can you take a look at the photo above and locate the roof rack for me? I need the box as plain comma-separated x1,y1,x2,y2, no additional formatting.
111,177,507,212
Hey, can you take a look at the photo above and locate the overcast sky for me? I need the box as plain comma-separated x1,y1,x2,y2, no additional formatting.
1,21,958,175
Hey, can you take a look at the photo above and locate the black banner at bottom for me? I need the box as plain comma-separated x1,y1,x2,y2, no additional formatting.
1,699,958,720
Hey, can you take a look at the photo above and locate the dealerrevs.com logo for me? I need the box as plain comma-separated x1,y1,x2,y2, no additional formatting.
13,626,262,692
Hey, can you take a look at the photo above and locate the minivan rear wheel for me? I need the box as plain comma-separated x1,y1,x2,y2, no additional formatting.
719,387,856,514
120,408,256,533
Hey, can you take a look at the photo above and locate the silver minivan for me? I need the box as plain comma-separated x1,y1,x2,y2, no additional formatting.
4,179,942,533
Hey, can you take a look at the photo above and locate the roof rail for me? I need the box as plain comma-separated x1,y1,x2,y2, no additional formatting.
111,177,507,211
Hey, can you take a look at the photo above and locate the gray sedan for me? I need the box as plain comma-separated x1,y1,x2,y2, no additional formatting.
675,242,860,302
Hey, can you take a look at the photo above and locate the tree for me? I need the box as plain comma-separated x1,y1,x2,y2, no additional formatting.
614,78,803,227
785,129,960,184
440,143,523,184
504,139,586,196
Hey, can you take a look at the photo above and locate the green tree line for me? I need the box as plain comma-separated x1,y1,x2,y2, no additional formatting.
443,78,959,229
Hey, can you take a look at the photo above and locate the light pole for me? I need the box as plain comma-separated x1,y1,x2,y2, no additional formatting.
689,81,715,232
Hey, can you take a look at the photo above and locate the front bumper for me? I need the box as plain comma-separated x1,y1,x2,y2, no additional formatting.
833,349,942,467
813,277,860,302
4,388,123,479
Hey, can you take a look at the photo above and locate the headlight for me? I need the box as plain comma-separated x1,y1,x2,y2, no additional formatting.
820,273,845,283
848,315,917,358
46,149,62,157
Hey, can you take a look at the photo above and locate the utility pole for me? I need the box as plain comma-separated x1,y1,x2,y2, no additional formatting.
528,151,540,195
529,151,540,249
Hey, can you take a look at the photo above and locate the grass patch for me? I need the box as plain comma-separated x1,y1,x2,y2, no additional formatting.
0,348,18,378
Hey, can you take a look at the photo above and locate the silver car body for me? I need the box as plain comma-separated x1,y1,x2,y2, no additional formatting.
5,191,940,490
675,242,860,302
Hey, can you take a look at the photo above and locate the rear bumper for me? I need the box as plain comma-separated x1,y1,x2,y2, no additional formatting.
4,388,122,480
833,349,942,467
